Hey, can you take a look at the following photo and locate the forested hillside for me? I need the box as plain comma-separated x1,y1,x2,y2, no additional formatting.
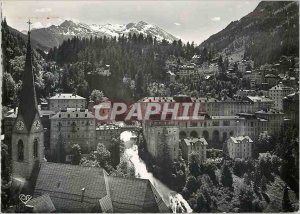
47,35,199,100
199,1,299,65
2,19,58,108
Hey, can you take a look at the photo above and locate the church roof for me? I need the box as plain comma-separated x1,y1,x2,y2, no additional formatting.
17,32,40,132
33,162,168,213
100,173,169,213
33,162,106,213
26,194,56,213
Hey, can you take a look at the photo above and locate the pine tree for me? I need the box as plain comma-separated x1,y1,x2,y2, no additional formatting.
220,162,233,189
71,144,82,165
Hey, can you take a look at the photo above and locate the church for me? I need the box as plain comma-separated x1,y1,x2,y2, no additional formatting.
8,23,169,213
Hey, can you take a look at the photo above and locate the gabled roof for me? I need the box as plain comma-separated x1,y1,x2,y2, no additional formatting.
33,162,168,213
26,194,56,213
229,136,253,144
33,162,106,213
100,174,169,213
269,83,294,91
183,137,208,146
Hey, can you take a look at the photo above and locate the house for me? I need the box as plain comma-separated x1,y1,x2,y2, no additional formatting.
180,137,208,163
226,136,253,159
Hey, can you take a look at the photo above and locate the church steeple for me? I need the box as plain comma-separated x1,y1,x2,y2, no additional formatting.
18,19,39,132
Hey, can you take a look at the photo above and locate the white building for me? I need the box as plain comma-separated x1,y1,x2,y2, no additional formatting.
268,83,294,110
227,136,253,159
180,137,208,163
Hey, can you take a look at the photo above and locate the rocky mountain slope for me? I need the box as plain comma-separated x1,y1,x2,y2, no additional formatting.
29,20,178,50
199,1,299,65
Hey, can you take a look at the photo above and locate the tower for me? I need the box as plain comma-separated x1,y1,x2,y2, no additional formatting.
11,20,44,179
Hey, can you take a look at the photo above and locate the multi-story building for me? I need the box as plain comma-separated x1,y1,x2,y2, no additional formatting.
50,108,96,155
255,109,285,134
49,93,86,112
265,74,279,88
226,136,253,159
96,124,121,149
236,90,256,97
282,92,299,123
180,137,208,163
143,123,179,161
268,83,294,110
139,95,285,150
244,96,274,111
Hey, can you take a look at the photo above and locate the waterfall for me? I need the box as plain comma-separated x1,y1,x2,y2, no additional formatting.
121,131,192,213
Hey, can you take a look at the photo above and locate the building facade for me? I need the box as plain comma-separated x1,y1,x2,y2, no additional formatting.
143,123,179,161
226,136,253,159
50,108,96,155
268,83,294,110
49,93,86,112
282,92,299,123
180,137,208,163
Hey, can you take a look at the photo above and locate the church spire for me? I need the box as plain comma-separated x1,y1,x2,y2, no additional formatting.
18,19,39,132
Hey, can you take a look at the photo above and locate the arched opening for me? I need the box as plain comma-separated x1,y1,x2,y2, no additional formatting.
33,138,39,158
202,130,209,141
212,130,220,147
179,131,187,140
190,131,198,138
17,140,24,161
222,132,228,142
229,131,234,137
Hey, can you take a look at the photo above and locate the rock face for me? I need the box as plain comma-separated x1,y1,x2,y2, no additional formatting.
29,20,178,50
199,1,299,65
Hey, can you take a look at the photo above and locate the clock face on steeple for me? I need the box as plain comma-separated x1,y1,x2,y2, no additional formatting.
16,121,24,131
33,120,41,130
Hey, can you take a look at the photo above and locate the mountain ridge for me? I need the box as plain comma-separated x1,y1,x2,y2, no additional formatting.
199,1,299,65
29,20,179,50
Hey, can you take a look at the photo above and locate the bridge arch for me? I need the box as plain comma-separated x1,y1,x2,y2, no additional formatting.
202,130,209,141
212,130,220,146
179,131,187,140
190,130,198,138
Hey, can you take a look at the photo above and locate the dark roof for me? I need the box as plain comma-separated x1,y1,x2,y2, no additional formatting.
26,194,56,213
17,32,40,132
33,162,169,213
100,173,169,213
33,162,106,213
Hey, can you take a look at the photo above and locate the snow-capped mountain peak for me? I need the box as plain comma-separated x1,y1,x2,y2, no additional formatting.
30,20,179,49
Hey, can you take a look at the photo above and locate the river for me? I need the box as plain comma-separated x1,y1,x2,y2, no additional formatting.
120,131,192,213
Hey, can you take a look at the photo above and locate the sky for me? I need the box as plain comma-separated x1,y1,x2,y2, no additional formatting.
2,0,260,44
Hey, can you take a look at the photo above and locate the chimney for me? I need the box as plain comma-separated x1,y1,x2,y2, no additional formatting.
81,188,85,202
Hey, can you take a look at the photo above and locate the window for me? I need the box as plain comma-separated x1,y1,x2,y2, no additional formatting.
17,140,24,161
33,139,38,158
223,120,230,126
212,121,219,126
